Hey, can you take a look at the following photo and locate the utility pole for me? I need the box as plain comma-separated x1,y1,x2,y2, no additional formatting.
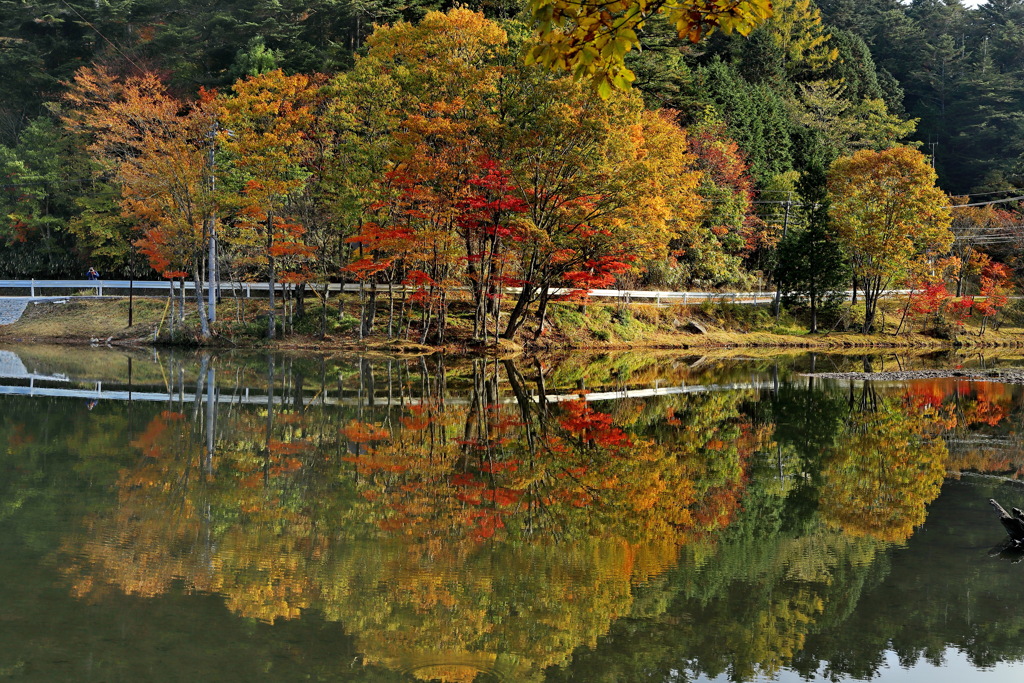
206,122,218,324
773,194,792,320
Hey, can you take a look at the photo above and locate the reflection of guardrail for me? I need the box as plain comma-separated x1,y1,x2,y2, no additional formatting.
0,280,916,306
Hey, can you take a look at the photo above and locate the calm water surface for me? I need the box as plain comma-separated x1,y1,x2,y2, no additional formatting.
2,346,1024,682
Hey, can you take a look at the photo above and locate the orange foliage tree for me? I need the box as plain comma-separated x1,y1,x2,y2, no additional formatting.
63,67,218,338
337,9,705,343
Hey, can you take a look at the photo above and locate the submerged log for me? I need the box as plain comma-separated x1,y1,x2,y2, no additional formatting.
990,499,1024,544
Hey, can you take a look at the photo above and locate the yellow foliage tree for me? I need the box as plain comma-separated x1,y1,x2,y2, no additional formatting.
828,146,953,333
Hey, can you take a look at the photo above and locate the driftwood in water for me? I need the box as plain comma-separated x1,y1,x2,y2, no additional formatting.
990,499,1024,544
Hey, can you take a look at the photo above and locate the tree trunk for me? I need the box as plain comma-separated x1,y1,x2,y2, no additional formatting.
295,282,306,317
267,212,276,340
168,279,176,337
895,289,915,336
420,298,433,345
466,235,484,340
362,286,378,337
387,280,396,339
192,263,211,340
502,253,537,339
178,277,186,323
503,282,535,339
534,286,551,340
862,276,881,334
320,282,328,339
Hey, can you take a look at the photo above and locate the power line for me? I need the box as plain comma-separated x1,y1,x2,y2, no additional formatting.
950,195,1024,208
55,0,147,76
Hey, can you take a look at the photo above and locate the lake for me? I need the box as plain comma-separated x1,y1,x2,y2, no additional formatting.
2,346,1024,682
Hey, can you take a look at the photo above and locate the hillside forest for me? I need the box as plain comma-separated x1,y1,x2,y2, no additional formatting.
1,0,1023,341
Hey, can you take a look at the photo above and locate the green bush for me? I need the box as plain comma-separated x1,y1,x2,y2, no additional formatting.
290,306,358,336
612,306,633,325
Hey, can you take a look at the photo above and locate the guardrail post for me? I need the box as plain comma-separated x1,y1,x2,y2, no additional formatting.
30,279,35,297
682,292,687,304
98,282,103,296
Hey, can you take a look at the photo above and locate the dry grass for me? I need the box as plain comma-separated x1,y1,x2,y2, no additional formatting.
0,298,166,342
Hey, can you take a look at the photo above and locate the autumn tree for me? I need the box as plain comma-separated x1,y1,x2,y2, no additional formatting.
63,66,218,338
499,87,704,338
341,10,705,342
218,70,322,339
338,8,509,342
828,146,953,333
764,0,839,79
672,116,762,287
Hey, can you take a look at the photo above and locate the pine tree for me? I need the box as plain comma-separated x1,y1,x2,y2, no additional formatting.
776,163,848,332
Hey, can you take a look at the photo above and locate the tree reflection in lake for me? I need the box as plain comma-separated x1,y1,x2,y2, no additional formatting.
51,354,768,680
2,350,1024,680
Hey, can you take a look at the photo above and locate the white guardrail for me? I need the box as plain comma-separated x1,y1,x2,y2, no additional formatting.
0,280,917,306
0,280,782,306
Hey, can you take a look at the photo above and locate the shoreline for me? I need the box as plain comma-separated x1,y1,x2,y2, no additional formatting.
3,297,1024,357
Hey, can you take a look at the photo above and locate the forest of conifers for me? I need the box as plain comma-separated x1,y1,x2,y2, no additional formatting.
1,0,1022,340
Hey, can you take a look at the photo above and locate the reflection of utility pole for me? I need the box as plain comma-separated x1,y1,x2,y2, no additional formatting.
205,358,216,473
206,123,218,323
773,194,793,320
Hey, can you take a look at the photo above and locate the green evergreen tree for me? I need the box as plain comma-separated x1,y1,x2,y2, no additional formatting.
776,162,849,332
696,59,795,184
0,116,91,276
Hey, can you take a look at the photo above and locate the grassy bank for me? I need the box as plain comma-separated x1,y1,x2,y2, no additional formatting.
2,294,1023,353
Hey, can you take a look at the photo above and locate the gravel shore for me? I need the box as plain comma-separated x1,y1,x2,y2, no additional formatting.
806,368,1024,383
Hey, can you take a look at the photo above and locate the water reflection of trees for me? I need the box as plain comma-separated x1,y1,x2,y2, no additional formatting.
820,385,949,543
1,353,1021,681
51,355,765,681
557,372,1024,682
